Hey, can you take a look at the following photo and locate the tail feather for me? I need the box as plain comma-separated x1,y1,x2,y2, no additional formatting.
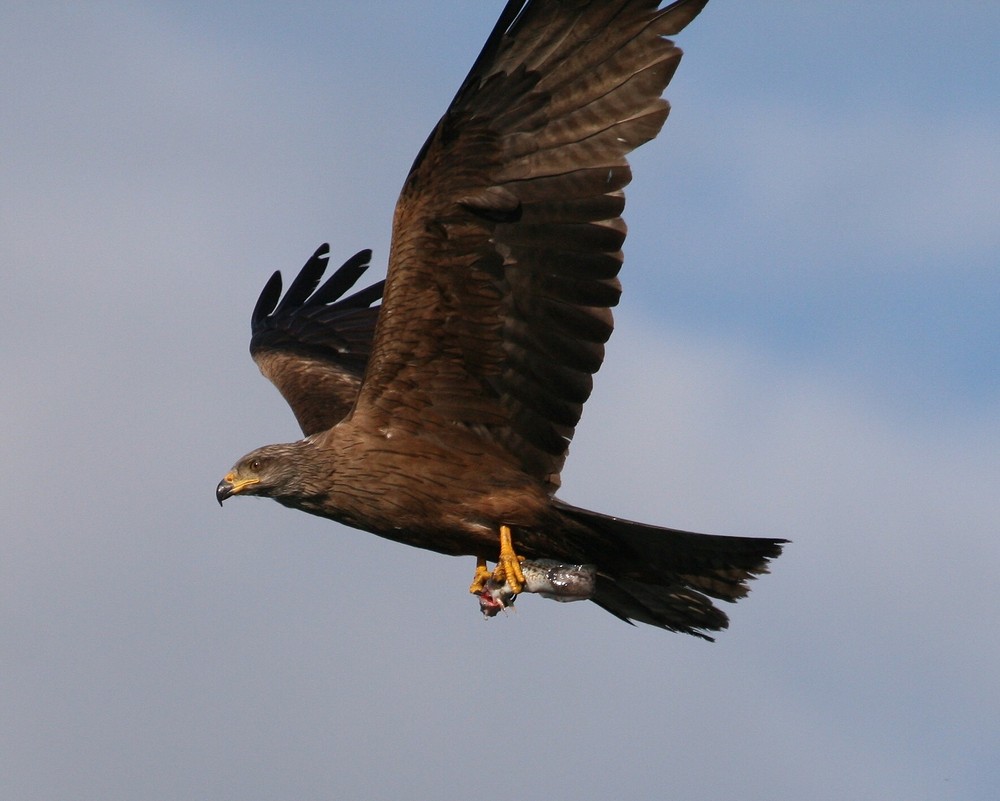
553,500,786,639
592,575,729,641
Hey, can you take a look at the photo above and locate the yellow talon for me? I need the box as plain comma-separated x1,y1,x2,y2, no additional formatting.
469,556,491,594
492,524,525,595
468,526,525,597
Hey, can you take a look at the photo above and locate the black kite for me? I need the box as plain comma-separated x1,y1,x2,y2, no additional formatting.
218,0,785,639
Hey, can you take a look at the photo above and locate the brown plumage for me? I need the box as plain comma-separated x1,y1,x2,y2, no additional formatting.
218,0,786,639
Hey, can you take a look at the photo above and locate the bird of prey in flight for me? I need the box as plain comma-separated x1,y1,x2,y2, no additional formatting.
217,0,785,639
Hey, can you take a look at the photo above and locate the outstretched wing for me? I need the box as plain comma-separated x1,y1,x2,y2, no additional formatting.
353,0,707,491
251,244,384,436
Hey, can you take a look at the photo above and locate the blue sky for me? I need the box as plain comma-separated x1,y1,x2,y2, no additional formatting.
2,2,998,800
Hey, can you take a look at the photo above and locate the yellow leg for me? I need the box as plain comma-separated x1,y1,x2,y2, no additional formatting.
492,524,526,595
469,556,491,594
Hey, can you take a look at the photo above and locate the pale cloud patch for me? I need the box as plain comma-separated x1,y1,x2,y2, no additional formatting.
640,103,1000,278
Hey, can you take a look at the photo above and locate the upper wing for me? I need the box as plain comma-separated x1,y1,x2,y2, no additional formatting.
251,244,384,436
354,0,708,490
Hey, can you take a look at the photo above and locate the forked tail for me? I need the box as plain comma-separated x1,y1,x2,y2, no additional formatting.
554,501,786,640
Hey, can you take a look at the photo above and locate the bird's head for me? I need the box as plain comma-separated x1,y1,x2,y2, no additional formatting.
216,443,305,506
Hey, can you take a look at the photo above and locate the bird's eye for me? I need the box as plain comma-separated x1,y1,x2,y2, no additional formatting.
250,459,261,471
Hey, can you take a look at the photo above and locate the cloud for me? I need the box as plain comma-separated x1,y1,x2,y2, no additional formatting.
629,103,1000,279
730,109,998,264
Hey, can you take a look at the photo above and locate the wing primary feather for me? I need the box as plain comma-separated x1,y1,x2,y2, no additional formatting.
405,0,531,180
450,0,533,113
332,280,385,310
309,248,374,306
251,270,283,328
273,243,330,316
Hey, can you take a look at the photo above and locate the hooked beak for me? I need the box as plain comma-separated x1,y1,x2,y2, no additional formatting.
216,472,259,506
216,478,234,506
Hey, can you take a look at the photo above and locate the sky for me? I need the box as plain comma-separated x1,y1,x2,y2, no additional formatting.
2,2,998,799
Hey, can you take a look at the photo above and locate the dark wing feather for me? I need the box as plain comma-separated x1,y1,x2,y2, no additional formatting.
354,0,707,491
250,244,384,436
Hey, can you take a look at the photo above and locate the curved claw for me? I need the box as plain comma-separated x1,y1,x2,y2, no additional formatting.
469,557,492,594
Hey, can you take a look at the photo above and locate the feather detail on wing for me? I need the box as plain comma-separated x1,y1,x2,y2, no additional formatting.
354,0,708,492
250,244,384,436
